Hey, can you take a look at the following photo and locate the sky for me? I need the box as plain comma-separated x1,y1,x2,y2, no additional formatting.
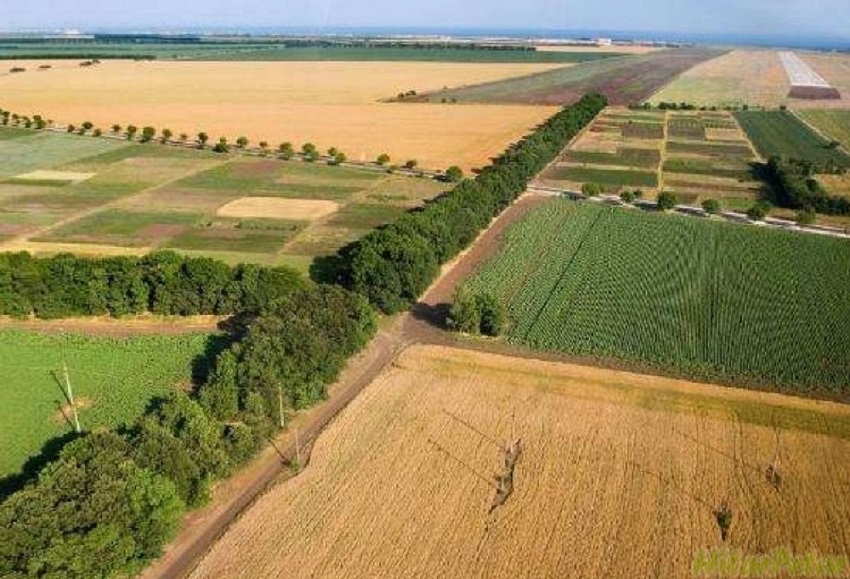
2,0,849,40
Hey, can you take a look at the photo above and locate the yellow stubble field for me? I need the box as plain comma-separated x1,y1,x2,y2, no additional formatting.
0,60,562,170
191,344,850,579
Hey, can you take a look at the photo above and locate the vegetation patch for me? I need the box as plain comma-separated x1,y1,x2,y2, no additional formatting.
667,140,754,158
167,220,304,254
37,210,201,246
467,199,850,398
545,166,659,188
735,111,850,167
0,132,128,179
565,147,660,168
0,330,213,480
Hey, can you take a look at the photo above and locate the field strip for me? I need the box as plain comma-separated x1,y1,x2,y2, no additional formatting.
791,109,850,156
0,314,222,337
0,158,230,252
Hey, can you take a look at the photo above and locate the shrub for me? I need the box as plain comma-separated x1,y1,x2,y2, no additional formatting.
656,191,678,211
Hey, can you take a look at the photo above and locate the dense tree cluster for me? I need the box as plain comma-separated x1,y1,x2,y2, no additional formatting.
0,251,304,319
447,286,506,337
762,156,850,216
0,281,376,578
338,93,608,314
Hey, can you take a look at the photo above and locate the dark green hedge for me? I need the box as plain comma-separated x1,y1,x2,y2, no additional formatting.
338,93,608,313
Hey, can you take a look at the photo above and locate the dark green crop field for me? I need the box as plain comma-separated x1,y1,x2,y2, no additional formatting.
735,111,850,167
467,199,850,399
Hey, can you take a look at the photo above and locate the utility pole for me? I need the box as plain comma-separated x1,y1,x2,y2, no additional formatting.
63,359,81,434
278,385,285,429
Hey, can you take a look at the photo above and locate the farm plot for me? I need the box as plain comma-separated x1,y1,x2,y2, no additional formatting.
0,59,563,170
735,110,850,167
0,130,448,269
0,330,213,480
466,199,850,398
779,51,840,100
0,129,127,178
192,344,850,579
799,109,850,148
418,48,725,106
650,49,790,108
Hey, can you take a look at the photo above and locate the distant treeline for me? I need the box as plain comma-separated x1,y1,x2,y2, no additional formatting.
337,92,608,314
0,251,304,319
0,278,376,577
762,156,850,216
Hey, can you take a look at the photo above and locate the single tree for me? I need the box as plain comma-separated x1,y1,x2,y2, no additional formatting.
140,126,156,143
746,201,771,221
93,128,102,137
126,125,139,140
445,165,464,183
327,146,339,157
66,124,76,133
258,141,269,156
620,190,635,203
702,198,721,215
330,151,347,166
656,191,678,211
161,128,173,144
197,132,209,149
179,133,189,143
82,121,94,131
581,182,602,197
236,136,249,149
796,209,816,225
376,153,391,166
404,159,418,170
111,123,122,133
213,137,230,154
279,142,295,160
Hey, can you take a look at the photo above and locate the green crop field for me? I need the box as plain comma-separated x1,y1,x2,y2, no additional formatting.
565,147,660,168
0,129,128,178
735,111,850,167
467,199,850,398
799,109,850,148
0,330,215,480
0,41,623,63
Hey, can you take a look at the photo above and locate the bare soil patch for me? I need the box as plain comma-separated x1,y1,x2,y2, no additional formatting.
217,197,339,221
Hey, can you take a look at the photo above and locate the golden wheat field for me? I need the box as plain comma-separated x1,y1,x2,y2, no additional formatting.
191,345,850,579
0,60,561,170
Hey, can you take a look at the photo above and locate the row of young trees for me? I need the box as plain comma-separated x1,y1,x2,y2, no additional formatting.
0,284,376,577
337,93,608,314
0,251,304,319
763,156,850,216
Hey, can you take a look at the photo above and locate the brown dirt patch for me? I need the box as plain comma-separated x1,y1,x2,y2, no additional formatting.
217,197,339,221
136,223,190,240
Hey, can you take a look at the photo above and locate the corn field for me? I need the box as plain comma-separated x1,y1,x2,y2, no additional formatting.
468,199,850,397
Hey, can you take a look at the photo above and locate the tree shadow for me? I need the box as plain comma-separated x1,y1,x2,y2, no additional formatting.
410,301,451,330
0,431,80,497
309,254,344,285
191,333,235,388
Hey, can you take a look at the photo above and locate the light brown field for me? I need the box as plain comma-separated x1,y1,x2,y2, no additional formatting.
191,344,850,579
794,52,850,109
216,197,339,221
651,49,790,108
12,170,95,183
0,60,562,171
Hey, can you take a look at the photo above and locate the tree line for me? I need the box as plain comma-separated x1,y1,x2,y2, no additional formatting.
0,283,376,578
0,251,304,319
337,93,608,314
762,156,850,216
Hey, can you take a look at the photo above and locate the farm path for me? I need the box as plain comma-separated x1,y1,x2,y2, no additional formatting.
0,158,231,253
0,315,222,338
142,189,547,579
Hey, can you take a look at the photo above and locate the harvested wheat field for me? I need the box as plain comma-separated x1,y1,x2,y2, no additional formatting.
0,60,561,170
216,197,339,221
792,52,850,109
192,345,850,579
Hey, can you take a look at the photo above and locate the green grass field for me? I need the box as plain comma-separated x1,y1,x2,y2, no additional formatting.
798,109,850,148
565,147,660,169
0,330,215,479
467,199,850,398
735,111,850,167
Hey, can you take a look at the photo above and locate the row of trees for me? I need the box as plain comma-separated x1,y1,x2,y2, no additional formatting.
0,251,304,319
0,283,377,577
336,93,607,314
762,156,850,216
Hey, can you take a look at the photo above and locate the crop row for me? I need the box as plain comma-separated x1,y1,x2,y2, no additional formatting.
468,200,850,397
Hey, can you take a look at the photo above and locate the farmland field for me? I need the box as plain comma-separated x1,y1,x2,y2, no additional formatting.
466,199,850,398
192,344,850,579
651,49,850,109
735,110,850,166
799,109,850,147
0,128,449,270
416,48,724,106
0,59,562,171
0,329,214,480
540,107,761,202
